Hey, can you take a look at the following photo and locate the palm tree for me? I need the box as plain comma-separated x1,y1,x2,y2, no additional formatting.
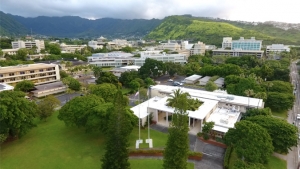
254,92,267,109
244,89,255,109
167,89,190,109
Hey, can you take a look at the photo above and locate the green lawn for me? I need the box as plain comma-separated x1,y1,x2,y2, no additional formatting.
0,112,169,169
272,110,288,119
229,149,286,169
130,159,194,169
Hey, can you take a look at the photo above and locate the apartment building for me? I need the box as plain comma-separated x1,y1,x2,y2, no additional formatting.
190,41,206,55
222,37,232,49
11,40,45,53
0,63,60,86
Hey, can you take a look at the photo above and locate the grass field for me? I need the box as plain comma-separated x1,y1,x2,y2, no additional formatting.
229,149,286,169
272,110,288,119
130,159,194,169
0,112,170,169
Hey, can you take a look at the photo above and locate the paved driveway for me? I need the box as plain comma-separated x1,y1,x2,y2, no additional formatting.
150,124,225,169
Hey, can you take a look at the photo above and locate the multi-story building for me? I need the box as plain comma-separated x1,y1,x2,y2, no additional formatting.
266,44,290,55
157,40,181,51
88,41,103,50
222,37,232,49
212,49,264,58
60,43,87,53
1,49,19,57
190,41,206,55
11,40,45,53
0,63,60,86
232,37,262,50
87,51,187,67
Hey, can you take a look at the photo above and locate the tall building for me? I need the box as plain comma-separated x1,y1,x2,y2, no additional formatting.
190,41,206,55
11,40,45,53
222,37,232,49
0,63,60,86
157,40,181,51
232,37,262,50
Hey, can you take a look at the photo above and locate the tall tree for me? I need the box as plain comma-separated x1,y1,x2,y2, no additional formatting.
91,65,102,78
164,89,190,169
224,121,273,164
62,76,81,91
96,71,119,87
246,115,298,154
89,83,117,102
48,44,61,55
101,91,133,169
16,48,28,60
37,95,60,121
0,91,38,143
14,80,34,92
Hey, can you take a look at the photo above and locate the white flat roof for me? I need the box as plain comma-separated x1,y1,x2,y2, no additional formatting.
206,107,241,133
199,76,211,82
147,96,218,120
130,96,163,119
185,74,202,81
214,77,224,84
150,85,263,108
120,65,141,70
0,83,14,92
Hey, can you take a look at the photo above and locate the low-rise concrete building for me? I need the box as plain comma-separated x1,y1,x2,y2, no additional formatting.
184,74,202,84
214,77,225,88
31,81,67,97
1,49,19,57
110,65,141,77
60,43,87,53
199,76,211,86
212,49,264,58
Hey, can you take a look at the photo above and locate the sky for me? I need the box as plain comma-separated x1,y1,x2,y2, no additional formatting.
0,0,299,23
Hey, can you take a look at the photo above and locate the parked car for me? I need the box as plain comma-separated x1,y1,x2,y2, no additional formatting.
168,79,173,82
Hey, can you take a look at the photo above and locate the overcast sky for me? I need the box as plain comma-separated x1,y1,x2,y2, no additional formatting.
0,0,299,23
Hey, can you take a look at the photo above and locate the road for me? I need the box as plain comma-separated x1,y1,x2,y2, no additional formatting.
55,92,81,106
288,60,300,169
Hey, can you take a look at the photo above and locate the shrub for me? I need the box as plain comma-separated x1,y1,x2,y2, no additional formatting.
203,133,210,140
197,132,203,137
224,146,233,169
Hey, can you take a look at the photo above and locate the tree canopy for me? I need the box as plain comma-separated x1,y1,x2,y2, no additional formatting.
14,80,34,92
89,83,118,103
96,71,119,87
0,91,38,143
246,115,298,154
224,120,273,164
37,95,60,121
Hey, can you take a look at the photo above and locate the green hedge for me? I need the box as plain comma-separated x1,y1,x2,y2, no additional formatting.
224,146,232,169
129,149,203,158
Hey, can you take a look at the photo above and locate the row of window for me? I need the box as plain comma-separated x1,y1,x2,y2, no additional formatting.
0,68,55,77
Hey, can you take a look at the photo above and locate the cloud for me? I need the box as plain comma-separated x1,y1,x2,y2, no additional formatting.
0,0,299,23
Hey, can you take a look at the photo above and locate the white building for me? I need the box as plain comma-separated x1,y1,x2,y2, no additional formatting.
88,51,187,67
0,83,14,92
212,49,264,58
60,43,87,53
232,37,262,51
110,65,141,77
27,54,50,60
205,45,217,50
266,44,290,55
1,49,19,57
11,40,45,53
190,41,206,55
222,37,232,49
214,77,225,88
199,76,211,86
131,85,264,136
184,74,202,84
88,40,103,50
157,40,181,51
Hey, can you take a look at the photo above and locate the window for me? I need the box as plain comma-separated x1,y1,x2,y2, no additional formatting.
20,71,25,75
31,75,35,78
40,73,46,77
21,76,26,80
0,74,3,77
48,73,53,75
30,70,35,73
47,68,54,71
0,79,4,82
9,73,15,76
10,78,15,81
39,69,44,72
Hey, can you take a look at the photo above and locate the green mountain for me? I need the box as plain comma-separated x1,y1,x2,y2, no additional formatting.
0,11,29,36
146,15,300,46
10,14,162,38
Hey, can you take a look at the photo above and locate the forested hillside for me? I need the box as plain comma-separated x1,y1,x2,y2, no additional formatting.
0,11,28,36
10,14,162,38
146,16,299,46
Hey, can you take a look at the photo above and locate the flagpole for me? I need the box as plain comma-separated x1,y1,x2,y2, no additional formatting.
138,88,140,141
147,87,150,139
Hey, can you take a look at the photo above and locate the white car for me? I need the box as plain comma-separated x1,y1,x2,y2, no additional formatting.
91,76,96,79
168,79,173,82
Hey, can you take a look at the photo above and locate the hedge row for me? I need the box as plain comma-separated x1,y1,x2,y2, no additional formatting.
224,146,233,169
129,149,203,159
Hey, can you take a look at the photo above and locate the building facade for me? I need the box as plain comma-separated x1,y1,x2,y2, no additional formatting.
266,44,290,55
60,43,87,53
190,41,206,55
212,49,264,58
12,40,45,53
222,37,232,49
232,37,262,50
0,63,60,86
